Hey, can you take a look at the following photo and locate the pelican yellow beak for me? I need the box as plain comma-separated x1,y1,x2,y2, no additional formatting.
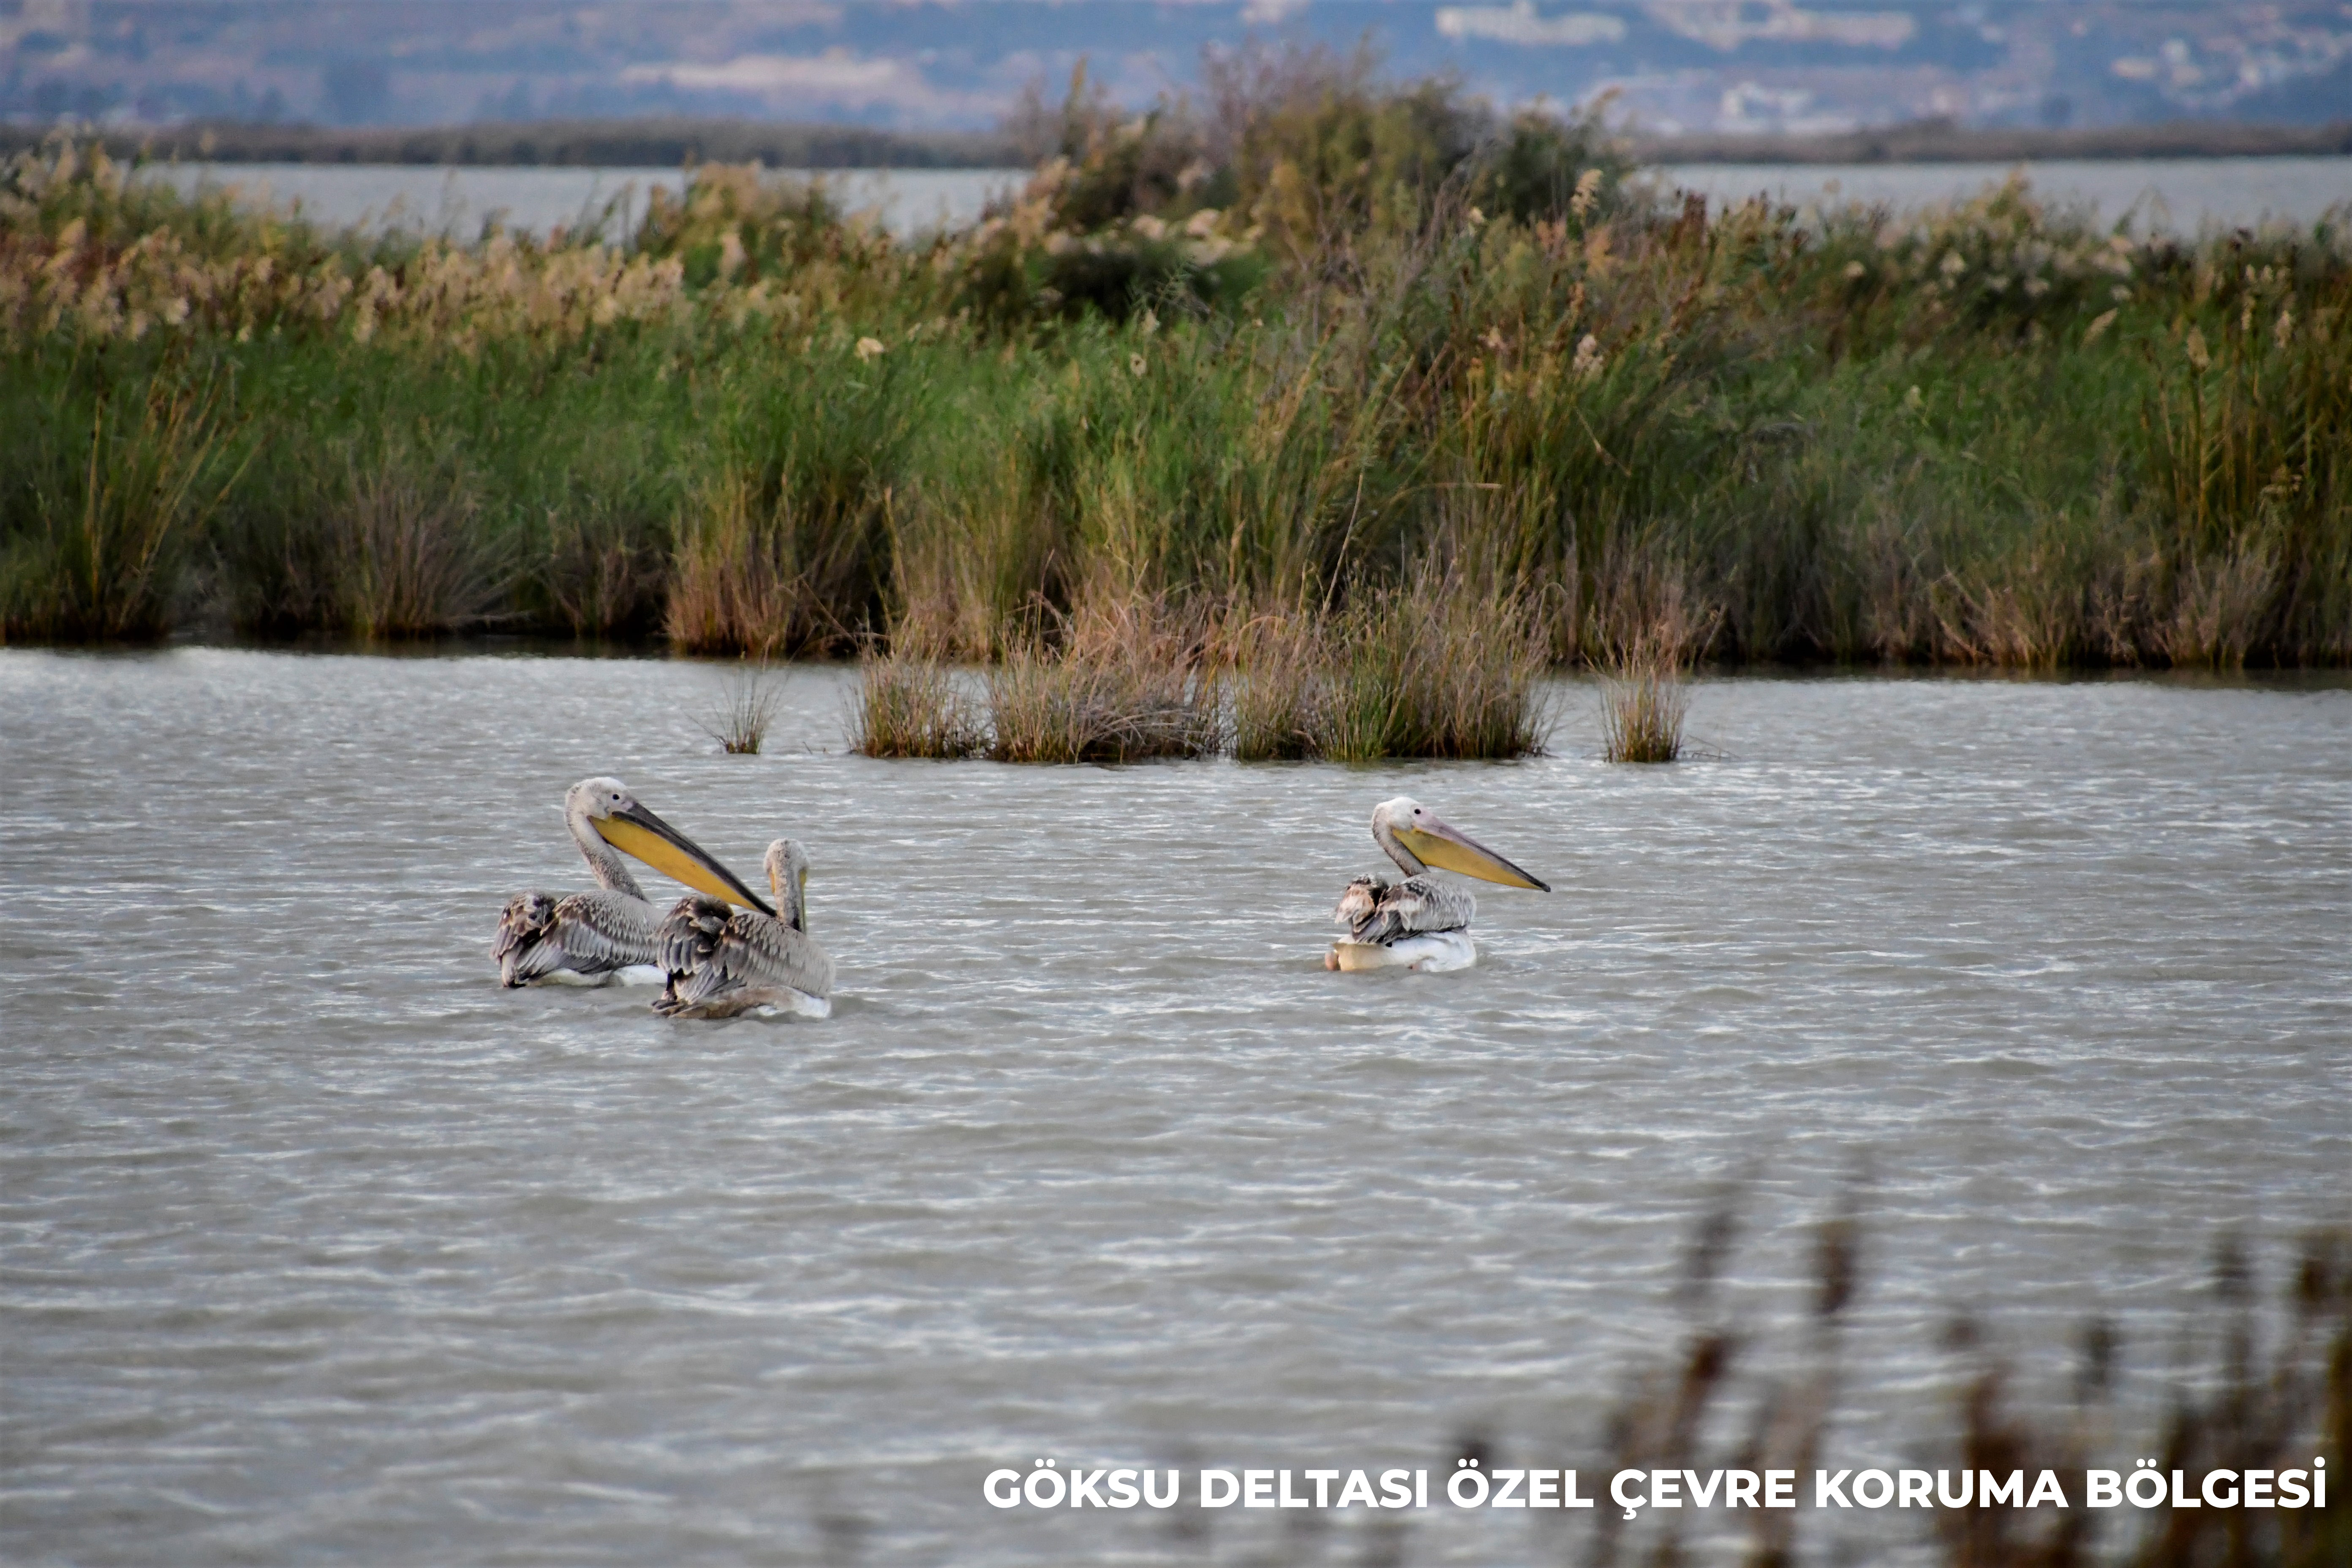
593,801,776,916
1394,816,1551,891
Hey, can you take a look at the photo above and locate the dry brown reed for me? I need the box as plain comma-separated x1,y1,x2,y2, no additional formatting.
1587,1192,2348,1568
849,655,983,759
666,464,889,658
541,505,664,639
885,446,1051,663
1599,633,1691,764
1224,611,1325,761
985,647,1217,763
665,470,800,657
335,457,506,639
694,662,783,754
2161,542,2283,670
1225,583,1552,762
984,599,1219,764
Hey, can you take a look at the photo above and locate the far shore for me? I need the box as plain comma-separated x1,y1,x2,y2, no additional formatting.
5,114,2348,170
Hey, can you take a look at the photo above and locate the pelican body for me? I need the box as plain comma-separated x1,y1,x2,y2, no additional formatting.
655,839,835,1020
1327,796,1550,972
494,777,773,987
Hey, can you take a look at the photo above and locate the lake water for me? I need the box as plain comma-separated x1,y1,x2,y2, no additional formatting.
136,157,2352,240
2,651,2346,1565
138,164,1032,240
1658,156,2352,232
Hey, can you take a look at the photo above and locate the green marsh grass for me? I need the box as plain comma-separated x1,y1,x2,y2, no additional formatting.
5,73,2349,681
0,362,244,642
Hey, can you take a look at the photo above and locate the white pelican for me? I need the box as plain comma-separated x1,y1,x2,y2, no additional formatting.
493,777,774,987
653,838,835,1019
1326,796,1550,972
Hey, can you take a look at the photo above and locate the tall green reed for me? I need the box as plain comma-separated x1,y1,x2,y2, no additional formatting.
1,358,245,642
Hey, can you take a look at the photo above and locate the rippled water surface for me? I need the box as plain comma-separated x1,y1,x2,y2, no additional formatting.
3,651,2346,1566
137,165,1030,240
136,157,2352,240
1660,155,2352,232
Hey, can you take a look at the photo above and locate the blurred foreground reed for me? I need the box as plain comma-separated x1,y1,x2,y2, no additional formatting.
1564,1198,2348,1568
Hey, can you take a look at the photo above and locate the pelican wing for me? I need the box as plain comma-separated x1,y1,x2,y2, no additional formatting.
495,892,560,974
498,888,658,985
1333,875,1390,931
656,895,732,976
667,909,835,1012
1341,874,1476,946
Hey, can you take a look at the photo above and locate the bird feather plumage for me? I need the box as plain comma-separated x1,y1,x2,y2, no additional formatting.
1332,874,1477,945
493,777,758,988
497,888,665,985
653,840,833,1019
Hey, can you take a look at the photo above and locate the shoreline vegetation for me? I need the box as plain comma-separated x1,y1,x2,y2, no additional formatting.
1632,116,2352,166
8,114,2347,171
0,117,1023,172
4,52,2348,760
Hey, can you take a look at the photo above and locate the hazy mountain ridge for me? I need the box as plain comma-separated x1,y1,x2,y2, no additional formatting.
4,2,2348,136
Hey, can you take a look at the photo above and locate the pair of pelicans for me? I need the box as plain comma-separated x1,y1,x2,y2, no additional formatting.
493,776,1551,1017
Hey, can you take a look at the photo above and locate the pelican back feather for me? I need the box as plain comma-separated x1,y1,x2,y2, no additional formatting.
1336,874,1475,946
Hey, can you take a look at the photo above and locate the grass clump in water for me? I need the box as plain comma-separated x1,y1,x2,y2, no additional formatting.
849,654,983,758
1228,583,1551,761
983,600,1219,764
694,662,783,754
1599,635,1691,763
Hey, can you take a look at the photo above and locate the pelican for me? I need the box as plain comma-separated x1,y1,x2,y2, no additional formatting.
493,777,774,987
1326,796,1551,972
653,838,835,1020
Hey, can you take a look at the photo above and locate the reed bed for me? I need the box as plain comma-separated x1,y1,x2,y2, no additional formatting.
1228,586,1552,761
5,55,2349,675
0,361,244,641
848,586,1549,764
979,598,1219,764
1599,637,1693,764
849,654,984,759
984,645,1220,764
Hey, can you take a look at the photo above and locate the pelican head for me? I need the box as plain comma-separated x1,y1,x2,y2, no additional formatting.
1370,796,1551,891
565,776,776,916
764,838,812,933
